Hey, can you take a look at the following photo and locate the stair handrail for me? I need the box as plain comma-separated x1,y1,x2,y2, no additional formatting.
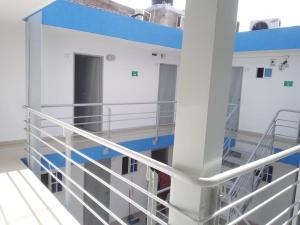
228,109,300,196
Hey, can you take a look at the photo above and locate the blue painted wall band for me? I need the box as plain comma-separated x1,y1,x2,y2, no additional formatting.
22,135,238,170
21,137,299,168
42,0,183,49
40,1,300,52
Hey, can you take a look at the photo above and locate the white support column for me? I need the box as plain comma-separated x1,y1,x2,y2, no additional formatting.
169,1,238,224
26,11,42,176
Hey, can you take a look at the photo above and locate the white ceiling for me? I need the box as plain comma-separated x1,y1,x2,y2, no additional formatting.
0,0,55,24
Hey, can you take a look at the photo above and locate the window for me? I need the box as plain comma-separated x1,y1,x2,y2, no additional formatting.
256,67,273,78
256,68,264,78
41,171,63,193
51,172,63,193
264,68,273,78
130,158,138,173
122,157,138,175
255,165,273,183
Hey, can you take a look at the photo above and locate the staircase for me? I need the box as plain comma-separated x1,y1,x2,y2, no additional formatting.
220,109,300,224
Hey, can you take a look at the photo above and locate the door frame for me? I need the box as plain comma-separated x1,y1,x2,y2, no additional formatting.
229,66,244,133
157,63,178,125
73,53,104,131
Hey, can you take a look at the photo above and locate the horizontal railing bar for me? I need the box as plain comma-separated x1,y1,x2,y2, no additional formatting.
40,111,176,121
71,125,175,143
265,199,300,225
70,128,173,145
26,107,300,188
27,145,126,225
157,187,171,195
29,154,110,225
25,107,300,224
156,210,169,219
27,125,194,222
27,117,199,223
276,118,299,124
202,168,299,223
198,144,300,187
227,180,300,225
281,208,300,225
275,133,298,140
41,117,156,128
28,127,168,208
275,124,300,130
41,101,177,108
26,107,200,186
28,130,168,225
40,116,160,128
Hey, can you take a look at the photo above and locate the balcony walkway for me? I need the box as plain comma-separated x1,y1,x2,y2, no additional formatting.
0,142,79,225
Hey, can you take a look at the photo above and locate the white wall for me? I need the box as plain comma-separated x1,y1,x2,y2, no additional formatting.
233,51,300,134
43,26,300,136
42,25,180,131
0,21,26,142
2,22,300,142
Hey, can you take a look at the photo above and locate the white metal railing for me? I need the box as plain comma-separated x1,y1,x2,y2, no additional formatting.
40,101,177,144
24,105,300,225
224,109,300,223
40,101,238,150
223,103,239,159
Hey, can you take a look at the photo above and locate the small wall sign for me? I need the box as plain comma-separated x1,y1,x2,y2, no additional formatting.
132,71,138,77
284,81,293,87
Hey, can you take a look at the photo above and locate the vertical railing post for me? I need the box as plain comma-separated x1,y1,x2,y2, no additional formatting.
63,128,72,208
30,113,41,176
292,165,300,225
297,116,300,144
25,109,31,168
146,166,158,225
154,103,160,144
108,107,112,139
103,107,111,155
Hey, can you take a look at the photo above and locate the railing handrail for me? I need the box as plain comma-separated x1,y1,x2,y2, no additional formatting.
25,106,199,187
228,109,300,195
41,101,177,108
25,106,300,188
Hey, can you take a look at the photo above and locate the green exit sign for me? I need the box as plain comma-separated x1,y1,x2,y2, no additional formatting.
132,71,138,77
284,81,293,87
